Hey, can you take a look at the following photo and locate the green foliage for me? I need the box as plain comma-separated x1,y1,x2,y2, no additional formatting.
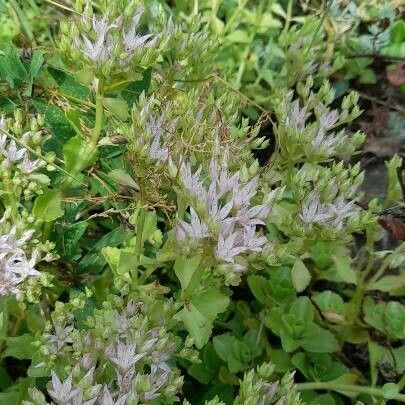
0,0,403,404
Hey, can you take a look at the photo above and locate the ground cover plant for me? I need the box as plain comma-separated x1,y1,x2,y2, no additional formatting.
0,0,404,404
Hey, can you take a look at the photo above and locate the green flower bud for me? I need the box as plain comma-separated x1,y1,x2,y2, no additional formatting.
167,157,178,179
248,159,259,176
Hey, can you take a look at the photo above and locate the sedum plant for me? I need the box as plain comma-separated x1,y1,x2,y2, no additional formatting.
0,0,403,404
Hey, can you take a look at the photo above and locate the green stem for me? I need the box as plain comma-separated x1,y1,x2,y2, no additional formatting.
61,79,104,193
134,203,147,285
346,233,375,328
297,382,405,402
2,175,18,222
345,261,369,327
91,80,105,147
282,0,293,35
235,7,259,89
368,262,389,287
42,221,53,242
9,0,35,45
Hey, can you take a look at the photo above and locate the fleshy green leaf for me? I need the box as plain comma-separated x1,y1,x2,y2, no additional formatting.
3,334,35,360
291,258,311,292
33,189,64,222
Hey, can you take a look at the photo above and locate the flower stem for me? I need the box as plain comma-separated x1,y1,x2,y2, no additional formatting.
297,382,405,402
61,79,104,193
91,79,105,147
134,203,147,285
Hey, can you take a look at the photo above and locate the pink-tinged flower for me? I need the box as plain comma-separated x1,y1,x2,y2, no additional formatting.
1,140,26,162
235,204,271,227
301,191,357,229
0,228,39,297
232,177,259,209
319,109,339,131
300,191,333,225
143,371,171,401
48,372,82,404
215,229,248,263
286,99,308,132
20,153,41,173
206,185,233,222
44,324,74,352
122,8,153,53
148,115,170,162
179,162,206,198
175,207,210,242
328,195,358,229
79,14,121,64
0,266,21,296
242,226,268,252
176,155,273,276
106,341,147,372
101,386,128,405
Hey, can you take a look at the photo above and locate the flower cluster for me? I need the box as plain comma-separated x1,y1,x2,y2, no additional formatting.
0,115,48,195
234,363,301,405
60,1,162,76
74,9,152,68
274,80,365,166
0,117,41,172
175,156,272,285
29,293,187,405
0,112,56,299
300,191,359,230
0,228,39,297
131,99,175,165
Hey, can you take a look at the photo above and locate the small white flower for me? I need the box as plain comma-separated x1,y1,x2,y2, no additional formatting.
242,226,268,252
0,134,7,152
48,372,81,404
1,140,26,162
143,371,171,402
287,99,307,132
101,386,128,405
175,207,210,242
319,109,339,130
78,14,121,64
328,195,357,229
0,265,21,296
179,162,206,198
300,191,333,225
45,324,74,352
107,341,146,372
9,252,40,279
20,153,41,173
122,8,153,53
215,229,248,263
151,345,175,375
0,116,7,132
232,177,259,209
300,191,357,229
0,228,39,297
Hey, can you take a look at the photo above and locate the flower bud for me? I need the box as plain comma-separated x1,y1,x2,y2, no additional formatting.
167,157,178,179
81,353,94,369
